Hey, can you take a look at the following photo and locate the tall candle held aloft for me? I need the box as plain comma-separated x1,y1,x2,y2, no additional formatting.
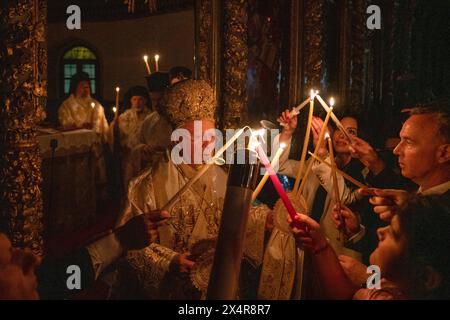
90,102,95,124
252,142,286,202
115,87,120,118
326,133,340,204
293,89,316,194
143,55,151,75
154,54,160,72
327,132,345,243
296,106,333,197
255,144,297,220
316,94,352,144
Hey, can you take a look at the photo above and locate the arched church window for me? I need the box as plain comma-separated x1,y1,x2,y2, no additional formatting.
61,46,99,96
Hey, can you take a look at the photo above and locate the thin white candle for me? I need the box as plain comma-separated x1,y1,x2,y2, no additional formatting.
143,55,151,74
154,54,160,72
316,94,352,143
252,142,286,202
293,89,316,194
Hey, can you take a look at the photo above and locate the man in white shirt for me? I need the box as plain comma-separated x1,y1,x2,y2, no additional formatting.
359,101,450,220
337,101,450,286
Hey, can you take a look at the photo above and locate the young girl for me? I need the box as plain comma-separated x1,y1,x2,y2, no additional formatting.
290,194,450,299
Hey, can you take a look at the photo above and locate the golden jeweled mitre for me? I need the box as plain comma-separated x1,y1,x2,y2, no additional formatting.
161,79,216,128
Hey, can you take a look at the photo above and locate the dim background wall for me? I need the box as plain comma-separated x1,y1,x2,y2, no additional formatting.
46,9,194,122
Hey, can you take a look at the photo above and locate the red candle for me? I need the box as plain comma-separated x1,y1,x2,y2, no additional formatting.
255,144,300,226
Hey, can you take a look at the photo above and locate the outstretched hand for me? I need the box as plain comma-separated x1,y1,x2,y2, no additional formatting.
358,188,410,222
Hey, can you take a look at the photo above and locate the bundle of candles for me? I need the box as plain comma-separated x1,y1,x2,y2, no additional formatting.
103,81,362,240
253,88,359,231
143,54,160,74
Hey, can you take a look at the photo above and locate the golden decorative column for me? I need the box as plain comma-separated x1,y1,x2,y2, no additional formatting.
195,0,221,102
221,0,248,129
303,0,325,90
0,0,47,254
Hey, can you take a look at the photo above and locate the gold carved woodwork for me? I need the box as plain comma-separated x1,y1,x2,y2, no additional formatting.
0,0,46,254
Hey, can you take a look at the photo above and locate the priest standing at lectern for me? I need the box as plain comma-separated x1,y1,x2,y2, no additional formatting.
58,71,109,141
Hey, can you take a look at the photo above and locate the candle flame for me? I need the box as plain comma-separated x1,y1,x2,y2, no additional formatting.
91,102,95,109
154,54,160,61
310,89,315,100
112,107,117,113
115,87,120,92
330,97,335,107
325,132,331,140
315,90,319,95
143,55,148,61
280,142,287,149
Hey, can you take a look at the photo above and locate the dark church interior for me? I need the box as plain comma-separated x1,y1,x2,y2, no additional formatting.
0,0,449,302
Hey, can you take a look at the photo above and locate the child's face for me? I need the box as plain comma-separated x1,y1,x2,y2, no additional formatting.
370,215,408,278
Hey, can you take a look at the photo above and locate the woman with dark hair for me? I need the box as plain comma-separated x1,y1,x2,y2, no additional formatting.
290,194,450,299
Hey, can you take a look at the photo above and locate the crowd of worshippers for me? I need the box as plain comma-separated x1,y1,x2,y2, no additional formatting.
0,71,449,299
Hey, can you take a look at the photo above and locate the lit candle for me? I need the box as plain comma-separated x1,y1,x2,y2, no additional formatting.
327,133,345,243
252,142,286,202
296,107,333,197
293,89,316,194
316,94,352,144
143,55,151,75
154,54,160,72
255,143,299,224
90,102,95,124
115,87,120,118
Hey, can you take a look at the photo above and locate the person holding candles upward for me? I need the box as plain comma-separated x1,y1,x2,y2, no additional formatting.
113,80,271,299
330,100,450,287
58,71,109,142
258,103,365,300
